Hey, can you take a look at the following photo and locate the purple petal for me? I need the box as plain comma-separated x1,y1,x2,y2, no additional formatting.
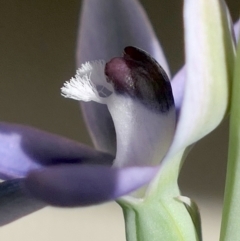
0,122,113,179
0,179,45,226
24,165,158,206
234,19,240,42
77,0,169,70
171,66,185,115
77,0,169,154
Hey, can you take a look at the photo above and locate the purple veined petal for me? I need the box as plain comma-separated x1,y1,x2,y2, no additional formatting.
77,0,169,154
0,122,113,180
0,179,45,226
24,165,158,207
77,0,169,71
165,0,235,159
234,19,240,42
171,66,185,115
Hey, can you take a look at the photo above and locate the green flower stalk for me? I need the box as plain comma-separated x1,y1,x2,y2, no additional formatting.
220,22,240,241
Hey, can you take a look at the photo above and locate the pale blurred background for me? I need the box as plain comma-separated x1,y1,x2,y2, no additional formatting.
0,0,239,240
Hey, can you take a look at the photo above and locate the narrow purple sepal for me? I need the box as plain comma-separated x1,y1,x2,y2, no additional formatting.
0,179,45,226
0,122,113,179
24,165,158,206
171,66,185,115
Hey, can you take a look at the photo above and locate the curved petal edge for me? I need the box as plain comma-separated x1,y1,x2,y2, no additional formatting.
24,165,158,206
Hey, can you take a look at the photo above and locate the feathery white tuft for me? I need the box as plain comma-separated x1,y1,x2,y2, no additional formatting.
61,60,110,103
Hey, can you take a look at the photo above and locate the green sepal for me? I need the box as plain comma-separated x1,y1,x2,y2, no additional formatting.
117,152,199,241
176,196,202,241
220,26,240,241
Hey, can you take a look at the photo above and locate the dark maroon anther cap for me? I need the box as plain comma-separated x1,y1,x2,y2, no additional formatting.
105,46,174,113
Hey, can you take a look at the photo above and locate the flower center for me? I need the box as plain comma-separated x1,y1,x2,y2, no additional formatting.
61,46,176,168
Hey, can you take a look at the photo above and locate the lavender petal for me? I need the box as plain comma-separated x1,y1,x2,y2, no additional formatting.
234,19,240,42
24,165,158,206
0,122,113,179
171,66,185,115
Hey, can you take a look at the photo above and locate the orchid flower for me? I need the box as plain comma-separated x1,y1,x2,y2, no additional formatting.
0,0,236,239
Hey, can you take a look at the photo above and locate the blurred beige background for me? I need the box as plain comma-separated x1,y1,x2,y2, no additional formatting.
0,0,239,240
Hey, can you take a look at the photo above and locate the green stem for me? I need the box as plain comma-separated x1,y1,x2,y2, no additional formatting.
118,151,198,241
220,39,240,241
